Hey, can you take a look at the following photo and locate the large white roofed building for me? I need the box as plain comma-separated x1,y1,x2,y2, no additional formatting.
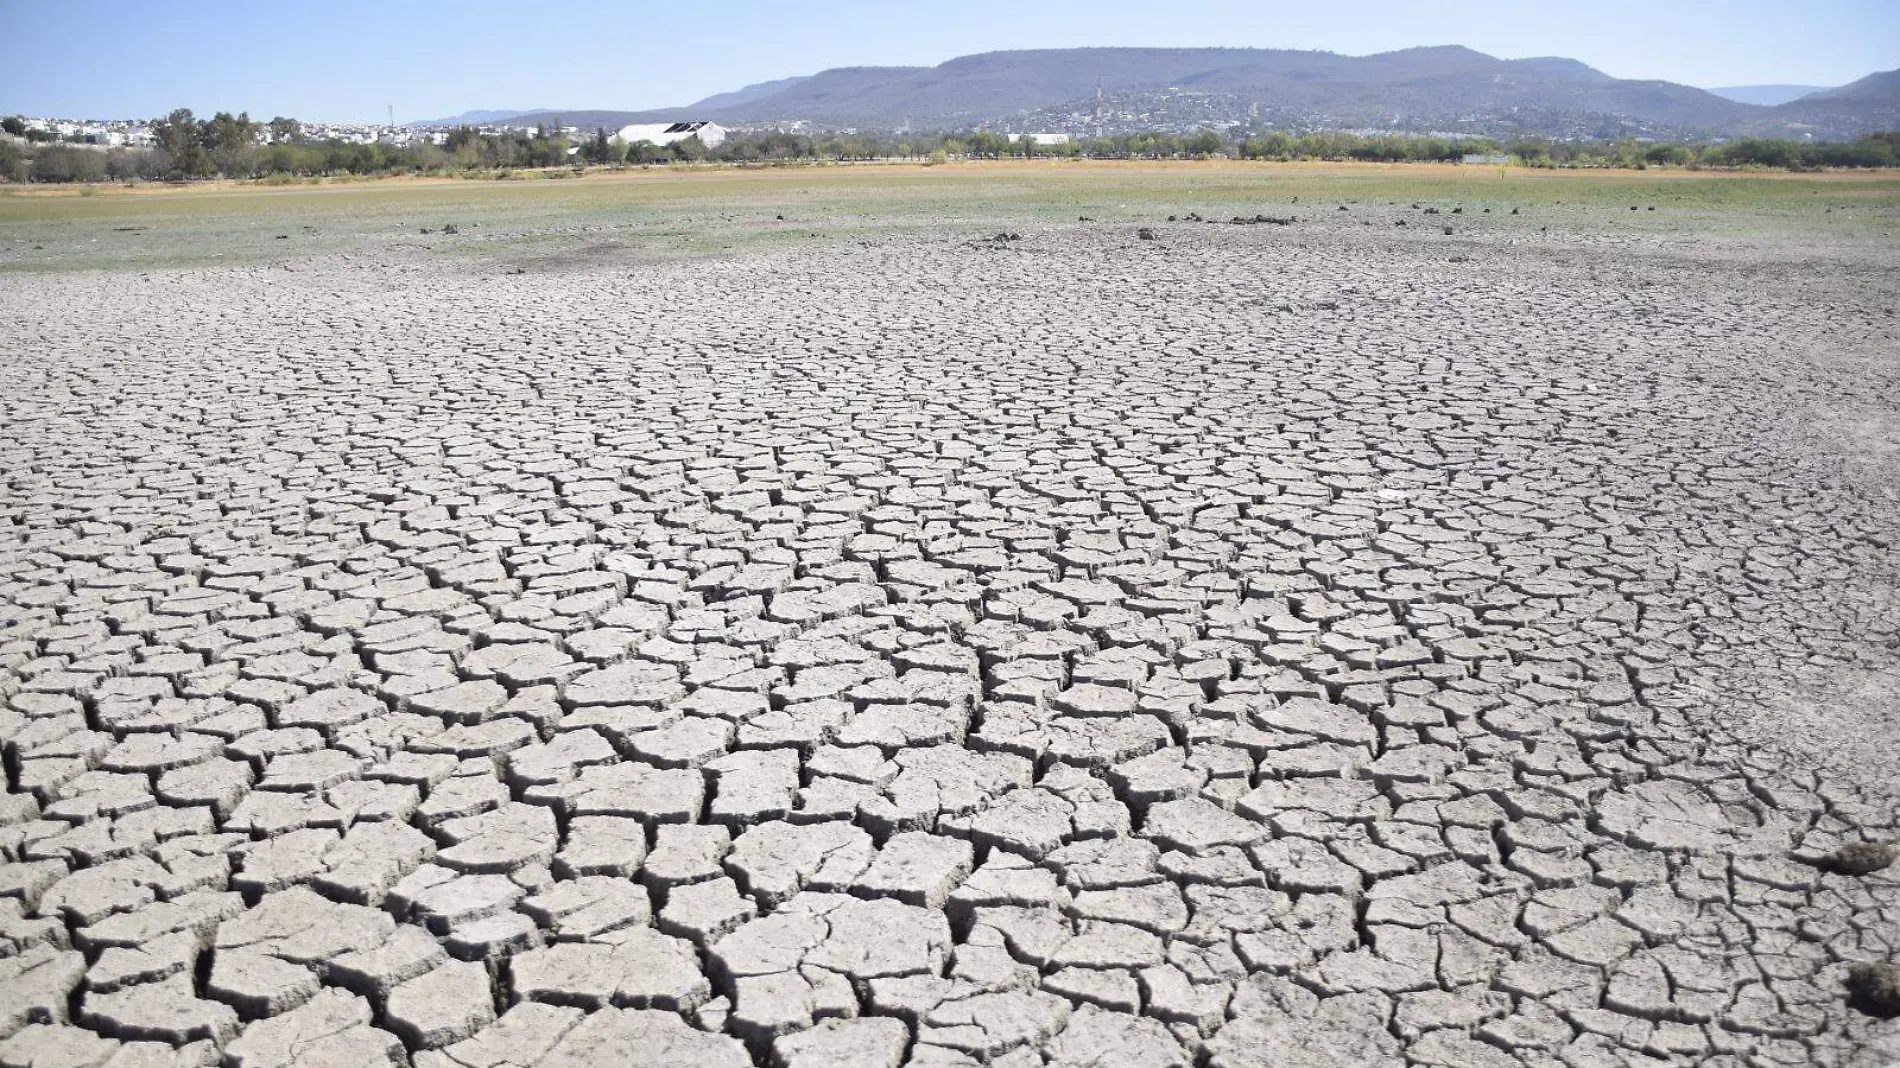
614,121,727,148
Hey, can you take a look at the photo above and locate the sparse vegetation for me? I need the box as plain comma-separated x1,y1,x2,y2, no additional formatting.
3,160,1895,275
1846,963,1900,1018
1820,840,1898,875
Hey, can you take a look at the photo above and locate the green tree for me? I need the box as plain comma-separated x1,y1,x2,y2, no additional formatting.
1183,130,1225,157
1,116,25,137
150,108,210,177
0,139,29,182
267,116,301,144
967,130,1010,158
627,139,669,164
105,148,147,180
1644,143,1692,167
582,127,612,164
203,111,261,175
444,125,481,153
31,145,107,183
527,125,569,167
721,139,763,162
410,140,449,171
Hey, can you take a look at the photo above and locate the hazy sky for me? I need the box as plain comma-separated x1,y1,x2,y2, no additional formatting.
5,0,1896,122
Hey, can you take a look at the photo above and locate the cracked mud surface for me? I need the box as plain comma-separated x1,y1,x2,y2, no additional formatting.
2,211,1898,1067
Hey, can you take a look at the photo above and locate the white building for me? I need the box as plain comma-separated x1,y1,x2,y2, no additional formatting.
1461,153,1509,165
1019,133,1071,147
613,121,727,148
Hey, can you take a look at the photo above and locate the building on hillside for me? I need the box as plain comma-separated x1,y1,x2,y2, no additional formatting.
614,121,727,148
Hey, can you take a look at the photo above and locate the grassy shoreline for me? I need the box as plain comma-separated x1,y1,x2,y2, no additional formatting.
6,157,1900,201
4,160,1896,274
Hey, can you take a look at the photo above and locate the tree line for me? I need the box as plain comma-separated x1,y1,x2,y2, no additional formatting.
4,107,1898,183
0,109,586,182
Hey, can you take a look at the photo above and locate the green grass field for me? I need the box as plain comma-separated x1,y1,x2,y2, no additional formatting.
3,160,1897,273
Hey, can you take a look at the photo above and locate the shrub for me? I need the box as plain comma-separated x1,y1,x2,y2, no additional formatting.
31,145,107,183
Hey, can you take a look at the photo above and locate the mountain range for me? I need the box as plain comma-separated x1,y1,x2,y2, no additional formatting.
413,108,549,126
424,46,1899,141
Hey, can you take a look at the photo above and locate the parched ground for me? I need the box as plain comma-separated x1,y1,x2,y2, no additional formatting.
2,202,1898,1068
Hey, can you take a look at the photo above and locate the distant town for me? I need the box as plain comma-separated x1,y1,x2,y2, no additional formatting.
3,114,555,149
0,103,1753,152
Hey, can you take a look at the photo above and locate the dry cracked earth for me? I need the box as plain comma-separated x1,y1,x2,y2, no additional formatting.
1,211,1898,1068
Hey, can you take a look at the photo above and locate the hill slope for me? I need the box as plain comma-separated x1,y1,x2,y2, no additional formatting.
477,50,1900,141
1707,84,1831,106
681,46,1764,137
1741,69,1900,138
1800,69,1900,102
412,109,538,126
689,76,814,111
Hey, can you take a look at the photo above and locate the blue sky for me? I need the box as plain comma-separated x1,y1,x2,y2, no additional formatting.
4,0,1896,122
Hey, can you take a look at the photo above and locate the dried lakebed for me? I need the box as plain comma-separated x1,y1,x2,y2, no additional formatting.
1,215,1898,1068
